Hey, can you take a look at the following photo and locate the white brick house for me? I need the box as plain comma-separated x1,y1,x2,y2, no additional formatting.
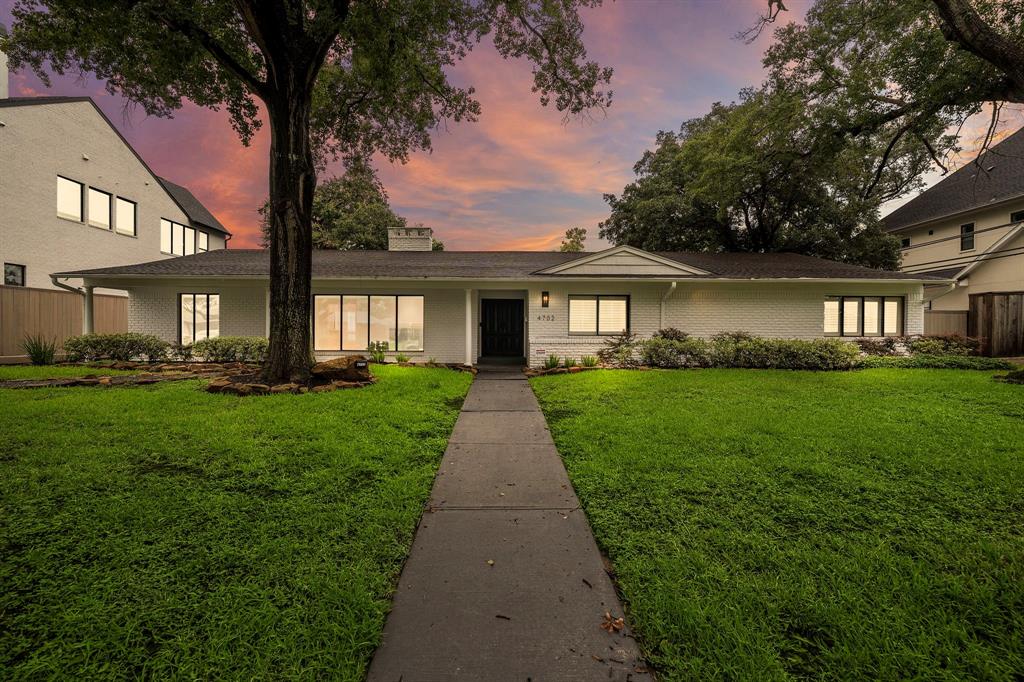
57,228,945,366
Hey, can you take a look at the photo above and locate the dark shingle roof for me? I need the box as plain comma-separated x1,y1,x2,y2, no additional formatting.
54,249,946,281
883,126,1024,232
157,177,230,235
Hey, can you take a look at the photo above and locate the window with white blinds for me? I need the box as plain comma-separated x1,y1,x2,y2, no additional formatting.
568,295,629,335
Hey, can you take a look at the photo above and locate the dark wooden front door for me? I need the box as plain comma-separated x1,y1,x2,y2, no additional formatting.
481,299,524,357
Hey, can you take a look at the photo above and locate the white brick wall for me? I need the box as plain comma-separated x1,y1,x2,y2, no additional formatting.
117,278,924,365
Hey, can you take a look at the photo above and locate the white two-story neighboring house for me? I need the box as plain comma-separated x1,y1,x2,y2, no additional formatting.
883,127,1024,355
0,95,230,293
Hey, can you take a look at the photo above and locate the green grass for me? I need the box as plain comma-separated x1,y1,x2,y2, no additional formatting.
0,365,141,380
530,369,1024,680
0,366,471,679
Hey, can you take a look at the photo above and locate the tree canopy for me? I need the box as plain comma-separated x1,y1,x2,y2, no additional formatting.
600,88,927,268
259,159,409,250
559,227,587,252
2,0,612,381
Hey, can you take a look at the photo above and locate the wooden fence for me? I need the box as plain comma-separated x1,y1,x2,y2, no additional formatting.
0,285,128,361
924,310,968,336
969,292,1024,357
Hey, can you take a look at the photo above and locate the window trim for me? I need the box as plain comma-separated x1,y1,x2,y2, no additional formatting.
178,293,220,345
312,294,425,353
4,263,27,287
56,175,84,222
960,222,975,252
567,294,630,336
87,187,113,230
114,197,137,236
824,295,904,338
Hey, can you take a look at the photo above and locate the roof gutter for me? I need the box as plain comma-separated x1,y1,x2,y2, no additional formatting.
50,275,84,295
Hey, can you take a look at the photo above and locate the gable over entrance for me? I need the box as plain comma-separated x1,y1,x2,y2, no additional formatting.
533,246,710,277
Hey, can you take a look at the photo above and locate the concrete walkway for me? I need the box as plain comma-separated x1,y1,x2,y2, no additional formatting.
367,367,649,681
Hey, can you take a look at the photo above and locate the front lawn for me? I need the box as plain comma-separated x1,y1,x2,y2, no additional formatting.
0,366,471,679
0,365,141,380
530,369,1024,680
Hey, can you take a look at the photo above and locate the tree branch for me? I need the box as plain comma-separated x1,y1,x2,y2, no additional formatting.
931,0,1024,101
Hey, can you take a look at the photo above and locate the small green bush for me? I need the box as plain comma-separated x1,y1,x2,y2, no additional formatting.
543,354,561,370
62,333,169,362
21,335,57,365
169,344,194,362
907,334,980,356
395,353,410,363
639,337,712,368
191,336,268,363
855,337,900,356
581,355,598,368
731,338,860,370
563,357,577,368
653,327,689,342
598,332,640,368
857,355,1014,370
367,341,388,363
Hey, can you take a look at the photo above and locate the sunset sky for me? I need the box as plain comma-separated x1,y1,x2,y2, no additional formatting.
1,0,1013,250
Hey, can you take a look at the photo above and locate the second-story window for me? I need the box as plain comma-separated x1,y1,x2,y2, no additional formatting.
56,176,83,221
88,188,112,229
1011,210,1024,223
198,231,209,252
960,223,975,251
900,237,910,248
115,198,136,236
161,219,195,256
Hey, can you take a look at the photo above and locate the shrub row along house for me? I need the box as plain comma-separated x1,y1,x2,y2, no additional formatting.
54,227,946,366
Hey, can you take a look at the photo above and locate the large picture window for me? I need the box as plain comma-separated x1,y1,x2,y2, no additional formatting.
57,176,83,221
568,295,629,335
314,295,424,352
180,294,220,345
115,197,136,236
824,296,903,337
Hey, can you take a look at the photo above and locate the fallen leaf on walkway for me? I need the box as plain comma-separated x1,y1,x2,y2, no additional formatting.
592,655,605,663
495,614,511,620
486,559,495,566
601,611,625,633
582,578,593,589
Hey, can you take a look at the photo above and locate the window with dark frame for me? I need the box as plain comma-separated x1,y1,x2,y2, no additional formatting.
960,223,975,251
161,219,193,256
115,197,137,236
900,237,910,248
56,176,84,221
4,263,26,287
568,295,629,335
179,293,220,345
313,294,424,352
88,187,112,229
1011,210,1024,223
824,296,903,337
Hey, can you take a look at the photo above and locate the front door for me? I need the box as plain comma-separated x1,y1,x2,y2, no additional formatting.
481,299,524,357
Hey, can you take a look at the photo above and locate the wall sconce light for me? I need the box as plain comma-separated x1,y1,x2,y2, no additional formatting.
541,291,550,307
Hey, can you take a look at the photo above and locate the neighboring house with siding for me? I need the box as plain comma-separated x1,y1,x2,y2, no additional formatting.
0,95,230,293
56,227,944,366
884,127,1024,323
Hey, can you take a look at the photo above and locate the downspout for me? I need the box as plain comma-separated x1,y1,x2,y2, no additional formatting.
660,281,677,329
50,275,83,295
50,276,94,333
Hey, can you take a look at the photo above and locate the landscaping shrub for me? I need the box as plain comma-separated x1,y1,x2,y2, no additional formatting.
191,336,269,363
62,333,169,362
395,353,410,363
21,335,57,365
581,355,598,368
857,355,1014,370
563,357,577,368
639,337,711,368
652,327,689,342
855,337,900,356
543,354,561,370
367,341,388,363
1001,367,1024,384
169,344,194,362
731,337,860,370
907,334,981,356
598,332,640,368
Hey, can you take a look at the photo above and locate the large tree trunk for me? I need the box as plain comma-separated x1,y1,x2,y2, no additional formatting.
262,93,316,384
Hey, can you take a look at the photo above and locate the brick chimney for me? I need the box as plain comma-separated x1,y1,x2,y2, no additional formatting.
388,226,433,251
